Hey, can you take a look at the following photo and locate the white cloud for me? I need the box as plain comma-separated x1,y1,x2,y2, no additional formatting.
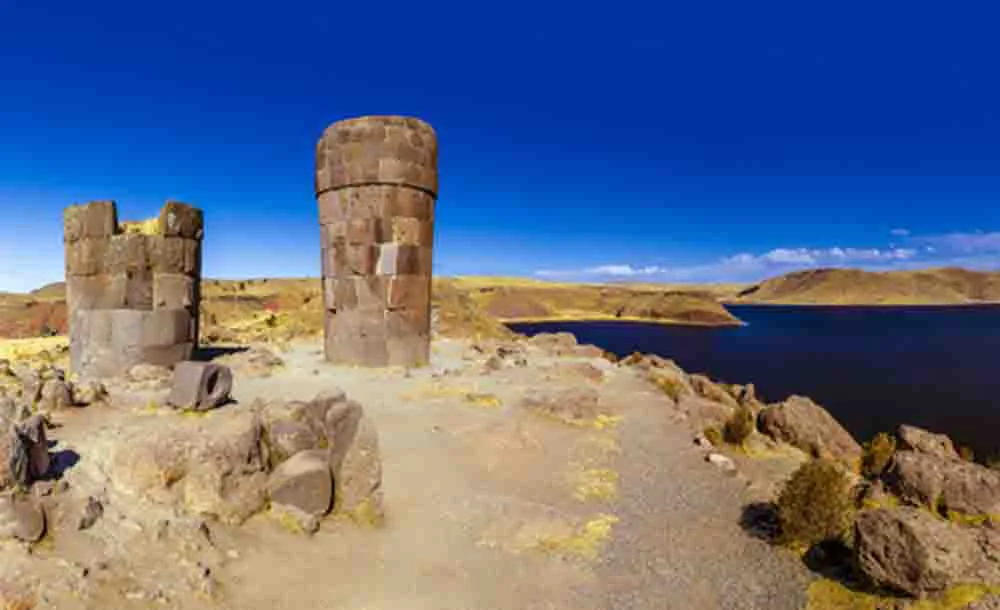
890,228,911,237
916,231,1000,254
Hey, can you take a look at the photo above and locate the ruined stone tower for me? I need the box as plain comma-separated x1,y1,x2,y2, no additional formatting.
315,116,437,367
64,200,203,378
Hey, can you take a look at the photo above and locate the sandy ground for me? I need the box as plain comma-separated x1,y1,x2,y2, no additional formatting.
0,337,811,609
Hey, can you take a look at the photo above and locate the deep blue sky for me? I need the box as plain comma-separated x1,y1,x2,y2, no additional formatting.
2,1,999,292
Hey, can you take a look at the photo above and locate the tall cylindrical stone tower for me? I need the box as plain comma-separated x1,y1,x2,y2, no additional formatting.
64,200,204,378
315,116,437,367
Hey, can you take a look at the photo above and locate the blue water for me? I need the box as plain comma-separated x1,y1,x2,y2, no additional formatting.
509,305,1000,460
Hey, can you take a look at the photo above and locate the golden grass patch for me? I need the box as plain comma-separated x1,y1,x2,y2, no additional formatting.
535,514,620,561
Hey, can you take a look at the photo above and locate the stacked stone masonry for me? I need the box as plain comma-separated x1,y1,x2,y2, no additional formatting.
64,200,204,378
315,116,437,367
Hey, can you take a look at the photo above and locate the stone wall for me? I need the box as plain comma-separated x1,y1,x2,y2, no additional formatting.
315,116,437,367
64,200,204,377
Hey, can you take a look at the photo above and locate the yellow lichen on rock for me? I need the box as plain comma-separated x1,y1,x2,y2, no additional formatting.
535,514,620,561
572,468,619,502
807,579,1000,610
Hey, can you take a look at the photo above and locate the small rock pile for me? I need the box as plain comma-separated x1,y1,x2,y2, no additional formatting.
0,359,107,543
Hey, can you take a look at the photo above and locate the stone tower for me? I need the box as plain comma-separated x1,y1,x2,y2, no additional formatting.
315,116,437,367
64,200,204,378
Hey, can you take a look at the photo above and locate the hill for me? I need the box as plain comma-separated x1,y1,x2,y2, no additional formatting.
733,267,1000,305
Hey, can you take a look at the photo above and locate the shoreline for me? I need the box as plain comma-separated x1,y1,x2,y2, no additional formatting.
724,300,1000,308
499,314,747,328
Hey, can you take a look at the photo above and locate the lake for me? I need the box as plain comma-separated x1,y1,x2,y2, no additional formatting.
509,305,1000,460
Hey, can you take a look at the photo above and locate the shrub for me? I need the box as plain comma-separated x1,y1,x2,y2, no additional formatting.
860,432,897,479
703,426,723,447
723,405,755,446
777,458,856,549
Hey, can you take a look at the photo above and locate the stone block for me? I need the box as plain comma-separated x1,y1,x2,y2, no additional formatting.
267,450,333,517
150,237,200,275
64,201,117,242
346,218,387,244
140,309,192,347
385,275,430,310
343,244,376,276
387,217,433,246
106,270,154,310
386,306,430,338
159,201,203,238
104,234,150,274
153,273,195,309
317,191,348,224
322,278,337,308
382,187,435,221
65,238,108,276
67,275,110,313
387,333,430,367
166,361,233,411
375,244,432,276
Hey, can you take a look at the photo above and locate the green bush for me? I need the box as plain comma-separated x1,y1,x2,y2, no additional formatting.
723,405,755,446
860,432,897,479
777,459,856,549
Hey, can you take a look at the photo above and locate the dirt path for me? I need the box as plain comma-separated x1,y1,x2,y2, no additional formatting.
2,337,811,609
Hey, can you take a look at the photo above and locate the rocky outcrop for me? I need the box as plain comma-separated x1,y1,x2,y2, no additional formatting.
0,494,46,542
689,374,739,408
267,450,333,517
0,415,50,489
519,386,603,424
897,424,959,460
758,395,862,463
855,508,1000,596
883,450,1000,515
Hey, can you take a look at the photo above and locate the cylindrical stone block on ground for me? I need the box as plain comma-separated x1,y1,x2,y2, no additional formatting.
315,115,437,368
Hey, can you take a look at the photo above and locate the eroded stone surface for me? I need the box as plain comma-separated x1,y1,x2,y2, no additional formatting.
758,395,862,463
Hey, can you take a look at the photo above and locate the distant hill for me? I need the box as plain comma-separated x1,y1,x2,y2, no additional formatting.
732,267,1000,305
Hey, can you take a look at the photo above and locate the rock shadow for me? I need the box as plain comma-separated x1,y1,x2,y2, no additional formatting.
739,501,780,543
193,345,249,362
47,449,81,479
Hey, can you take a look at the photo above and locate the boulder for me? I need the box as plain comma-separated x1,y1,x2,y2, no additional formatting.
166,361,233,412
0,428,30,490
336,414,383,520
107,409,269,525
758,395,862,463
527,332,578,355
855,507,1000,597
0,494,45,542
519,386,602,424
883,450,1000,515
266,420,321,467
0,397,30,424
14,415,49,481
706,453,736,473
572,344,606,359
897,424,959,460
544,362,604,383
38,378,72,412
70,379,107,406
267,450,333,517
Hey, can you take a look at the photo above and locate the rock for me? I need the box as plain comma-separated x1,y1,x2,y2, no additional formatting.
693,433,713,448
482,355,504,373
528,332,578,355
689,374,739,407
706,453,736,473
270,503,320,535
897,424,960,460
758,395,862,463
266,420,321,467
545,362,604,383
77,496,103,530
71,380,107,406
572,344,606,359
965,595,1000,610
126,363,172,389
519,386,602,424
854,507,1000,597
215,347,284,378
0,427,31,490
883,450,1000,515
0,494,46,542
687,398,736,430
323,398,363,473
0,396,30,424
18,372,42,406
0,360,12,378
14,415,49,481
336,414,383,520
38,378,72,412
107,409,269,525
267,450,333,517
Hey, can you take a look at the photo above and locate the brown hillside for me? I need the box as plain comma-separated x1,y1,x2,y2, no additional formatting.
734,267,1000,305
